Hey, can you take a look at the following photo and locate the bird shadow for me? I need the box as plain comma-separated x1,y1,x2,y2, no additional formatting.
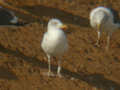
21,5,90,27
0,44,119,89
63,70,120,90
0,66,18,80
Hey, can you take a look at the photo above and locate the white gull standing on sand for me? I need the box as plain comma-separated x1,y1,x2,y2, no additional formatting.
41,18,68,77
90,6,120,50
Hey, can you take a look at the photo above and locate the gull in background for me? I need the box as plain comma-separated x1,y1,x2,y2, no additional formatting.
0,7,18,25
90,6,120,50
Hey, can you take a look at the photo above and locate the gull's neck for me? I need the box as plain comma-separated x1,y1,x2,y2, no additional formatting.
47,26,59,32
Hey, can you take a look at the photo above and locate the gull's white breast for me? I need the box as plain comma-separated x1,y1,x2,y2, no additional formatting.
41,29,68,56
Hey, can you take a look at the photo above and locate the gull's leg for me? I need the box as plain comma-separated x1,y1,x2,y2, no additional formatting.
43,54,55,77
106,32,112,51
57,58,62,77
47,54,51,74
95,31,101,47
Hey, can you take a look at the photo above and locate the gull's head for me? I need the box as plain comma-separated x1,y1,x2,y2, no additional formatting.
96,11,106,24
48,18,67,31
96,11,107,30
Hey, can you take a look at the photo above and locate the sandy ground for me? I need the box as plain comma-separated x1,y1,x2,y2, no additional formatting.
0,0,119,90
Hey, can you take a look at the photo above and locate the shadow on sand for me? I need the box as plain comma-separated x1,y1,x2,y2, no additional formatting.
0,45,119,89
21,5,90,27
0,66,18,80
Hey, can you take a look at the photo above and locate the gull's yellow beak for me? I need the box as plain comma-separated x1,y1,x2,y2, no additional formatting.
97,24,101,31
60,25,68,31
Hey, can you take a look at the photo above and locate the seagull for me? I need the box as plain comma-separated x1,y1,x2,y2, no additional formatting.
90,6,120,50
0,7,18,25
41,18,68,77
